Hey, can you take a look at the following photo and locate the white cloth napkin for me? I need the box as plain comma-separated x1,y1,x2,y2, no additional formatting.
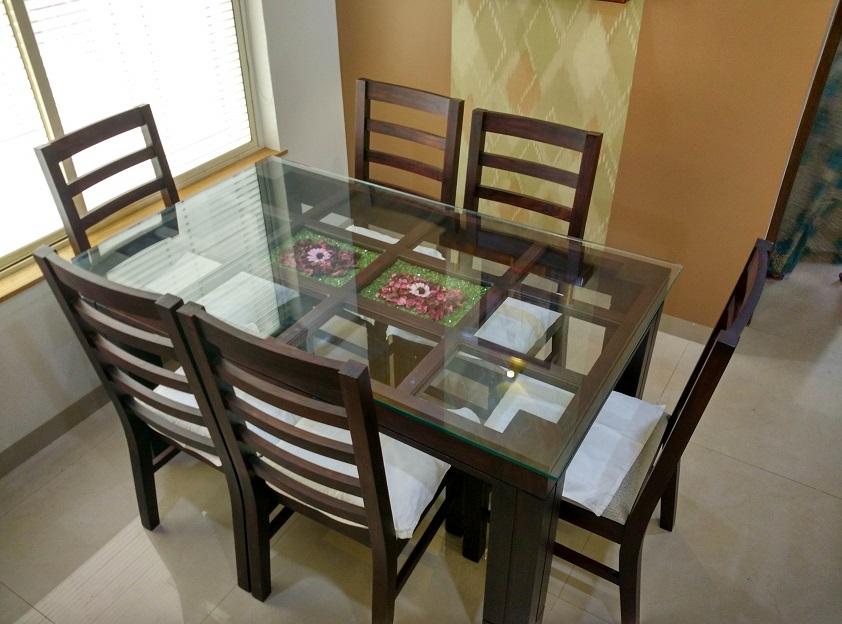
346,224,445,259
475,297,561,353
562,392,665,515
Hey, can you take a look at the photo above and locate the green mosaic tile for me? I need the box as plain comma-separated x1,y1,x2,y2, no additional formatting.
272,229,380,287
361,259,489,327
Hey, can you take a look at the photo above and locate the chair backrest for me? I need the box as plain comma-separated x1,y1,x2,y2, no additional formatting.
354,78,464,205
176,302,397,545
630,238,772,526
462,109,602,239
35,104,179,254
33,246,221,465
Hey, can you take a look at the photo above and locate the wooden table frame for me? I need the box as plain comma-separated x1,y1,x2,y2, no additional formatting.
77,158,674,624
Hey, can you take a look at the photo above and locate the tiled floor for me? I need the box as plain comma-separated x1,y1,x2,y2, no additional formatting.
1,262,840,623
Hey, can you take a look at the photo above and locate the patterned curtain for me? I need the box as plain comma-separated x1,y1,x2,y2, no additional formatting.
770,44,842,276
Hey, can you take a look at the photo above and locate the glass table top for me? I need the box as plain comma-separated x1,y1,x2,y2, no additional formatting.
73,157,681,479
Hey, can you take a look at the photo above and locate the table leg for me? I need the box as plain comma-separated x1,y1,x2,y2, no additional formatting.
613,305,662,398
483,478,561,624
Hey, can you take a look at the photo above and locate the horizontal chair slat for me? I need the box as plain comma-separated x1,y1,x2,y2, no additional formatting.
366,119,446,150
111,368,203,424
365,178,438,202
366,150,443,182
94,335,188,392
220,362,348,430
240,427,363,498
366,81,455,115
482,113,589,150
81,178,171,226
67,146,158,196
76,298,171,358
475,185,573,221
41,107,147,162
480,153,579,188
253,459,370,528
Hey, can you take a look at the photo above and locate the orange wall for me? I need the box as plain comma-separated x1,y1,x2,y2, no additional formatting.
334,0,452,185
333,1,835,326
607,0,835,325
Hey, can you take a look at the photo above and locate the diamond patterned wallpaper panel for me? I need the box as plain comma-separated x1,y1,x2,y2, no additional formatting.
452,0,644,242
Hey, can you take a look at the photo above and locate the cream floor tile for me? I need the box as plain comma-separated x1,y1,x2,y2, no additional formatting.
0,431,138,603
558,444,842,624
0,584,49,624
656,340,705,413
546,520,590,598
204,515,486,624
542,596,609,624
0,431,238,615
693,327,842,497
0,404,120,519
641,332,693,405
749,263,842,357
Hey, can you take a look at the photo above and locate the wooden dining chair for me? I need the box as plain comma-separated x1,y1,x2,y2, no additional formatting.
35,104,179,254
176,302,454,623
32,245,250,591
554,238,772,624
355,78,464,204
463,109,602,239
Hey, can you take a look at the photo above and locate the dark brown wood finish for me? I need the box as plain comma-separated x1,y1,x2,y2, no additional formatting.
35,104,179,254
553,239,772,624
176,303,453,623
354,79,464,204
463,109,602,239
32,245,250,591
69,156,681,624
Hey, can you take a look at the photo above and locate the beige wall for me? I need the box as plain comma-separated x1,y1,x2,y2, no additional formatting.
450,0,645,243
335,0,453,193
607,0,836,325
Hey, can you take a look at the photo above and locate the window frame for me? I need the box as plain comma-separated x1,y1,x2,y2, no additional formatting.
0,0,260,270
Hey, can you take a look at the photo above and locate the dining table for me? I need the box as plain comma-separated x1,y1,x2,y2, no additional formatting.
72,156,680,624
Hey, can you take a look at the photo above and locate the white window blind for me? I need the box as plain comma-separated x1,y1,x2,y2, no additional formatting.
26,0,251,175
0,4,58,260
0,0,253,263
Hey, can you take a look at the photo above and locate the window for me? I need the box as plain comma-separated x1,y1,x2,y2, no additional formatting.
0,0,255,265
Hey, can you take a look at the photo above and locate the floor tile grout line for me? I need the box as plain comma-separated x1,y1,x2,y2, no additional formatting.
0,432,103,523
0,580,55,623
0,407,122,522
688,440,842,501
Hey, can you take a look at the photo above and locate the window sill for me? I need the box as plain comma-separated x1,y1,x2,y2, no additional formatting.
0,147,283,304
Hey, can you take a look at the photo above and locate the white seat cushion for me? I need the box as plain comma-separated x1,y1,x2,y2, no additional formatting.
262,418,450,539
475,297,561,353
562,392,665,517
346,224,445,260
197,272,298,338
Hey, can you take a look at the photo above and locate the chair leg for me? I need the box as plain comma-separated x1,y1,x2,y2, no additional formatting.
122,421,160,530
224,470,251,592
659,463,680,531
618,540,643,624
248,481,274,601
370,548,397,624
445,470,464,537
461,476,489,562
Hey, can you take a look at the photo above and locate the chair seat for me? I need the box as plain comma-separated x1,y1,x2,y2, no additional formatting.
562,393,666,519
262,418,450,539
196,272,299,338
599,414,669,524
475,297,561,353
